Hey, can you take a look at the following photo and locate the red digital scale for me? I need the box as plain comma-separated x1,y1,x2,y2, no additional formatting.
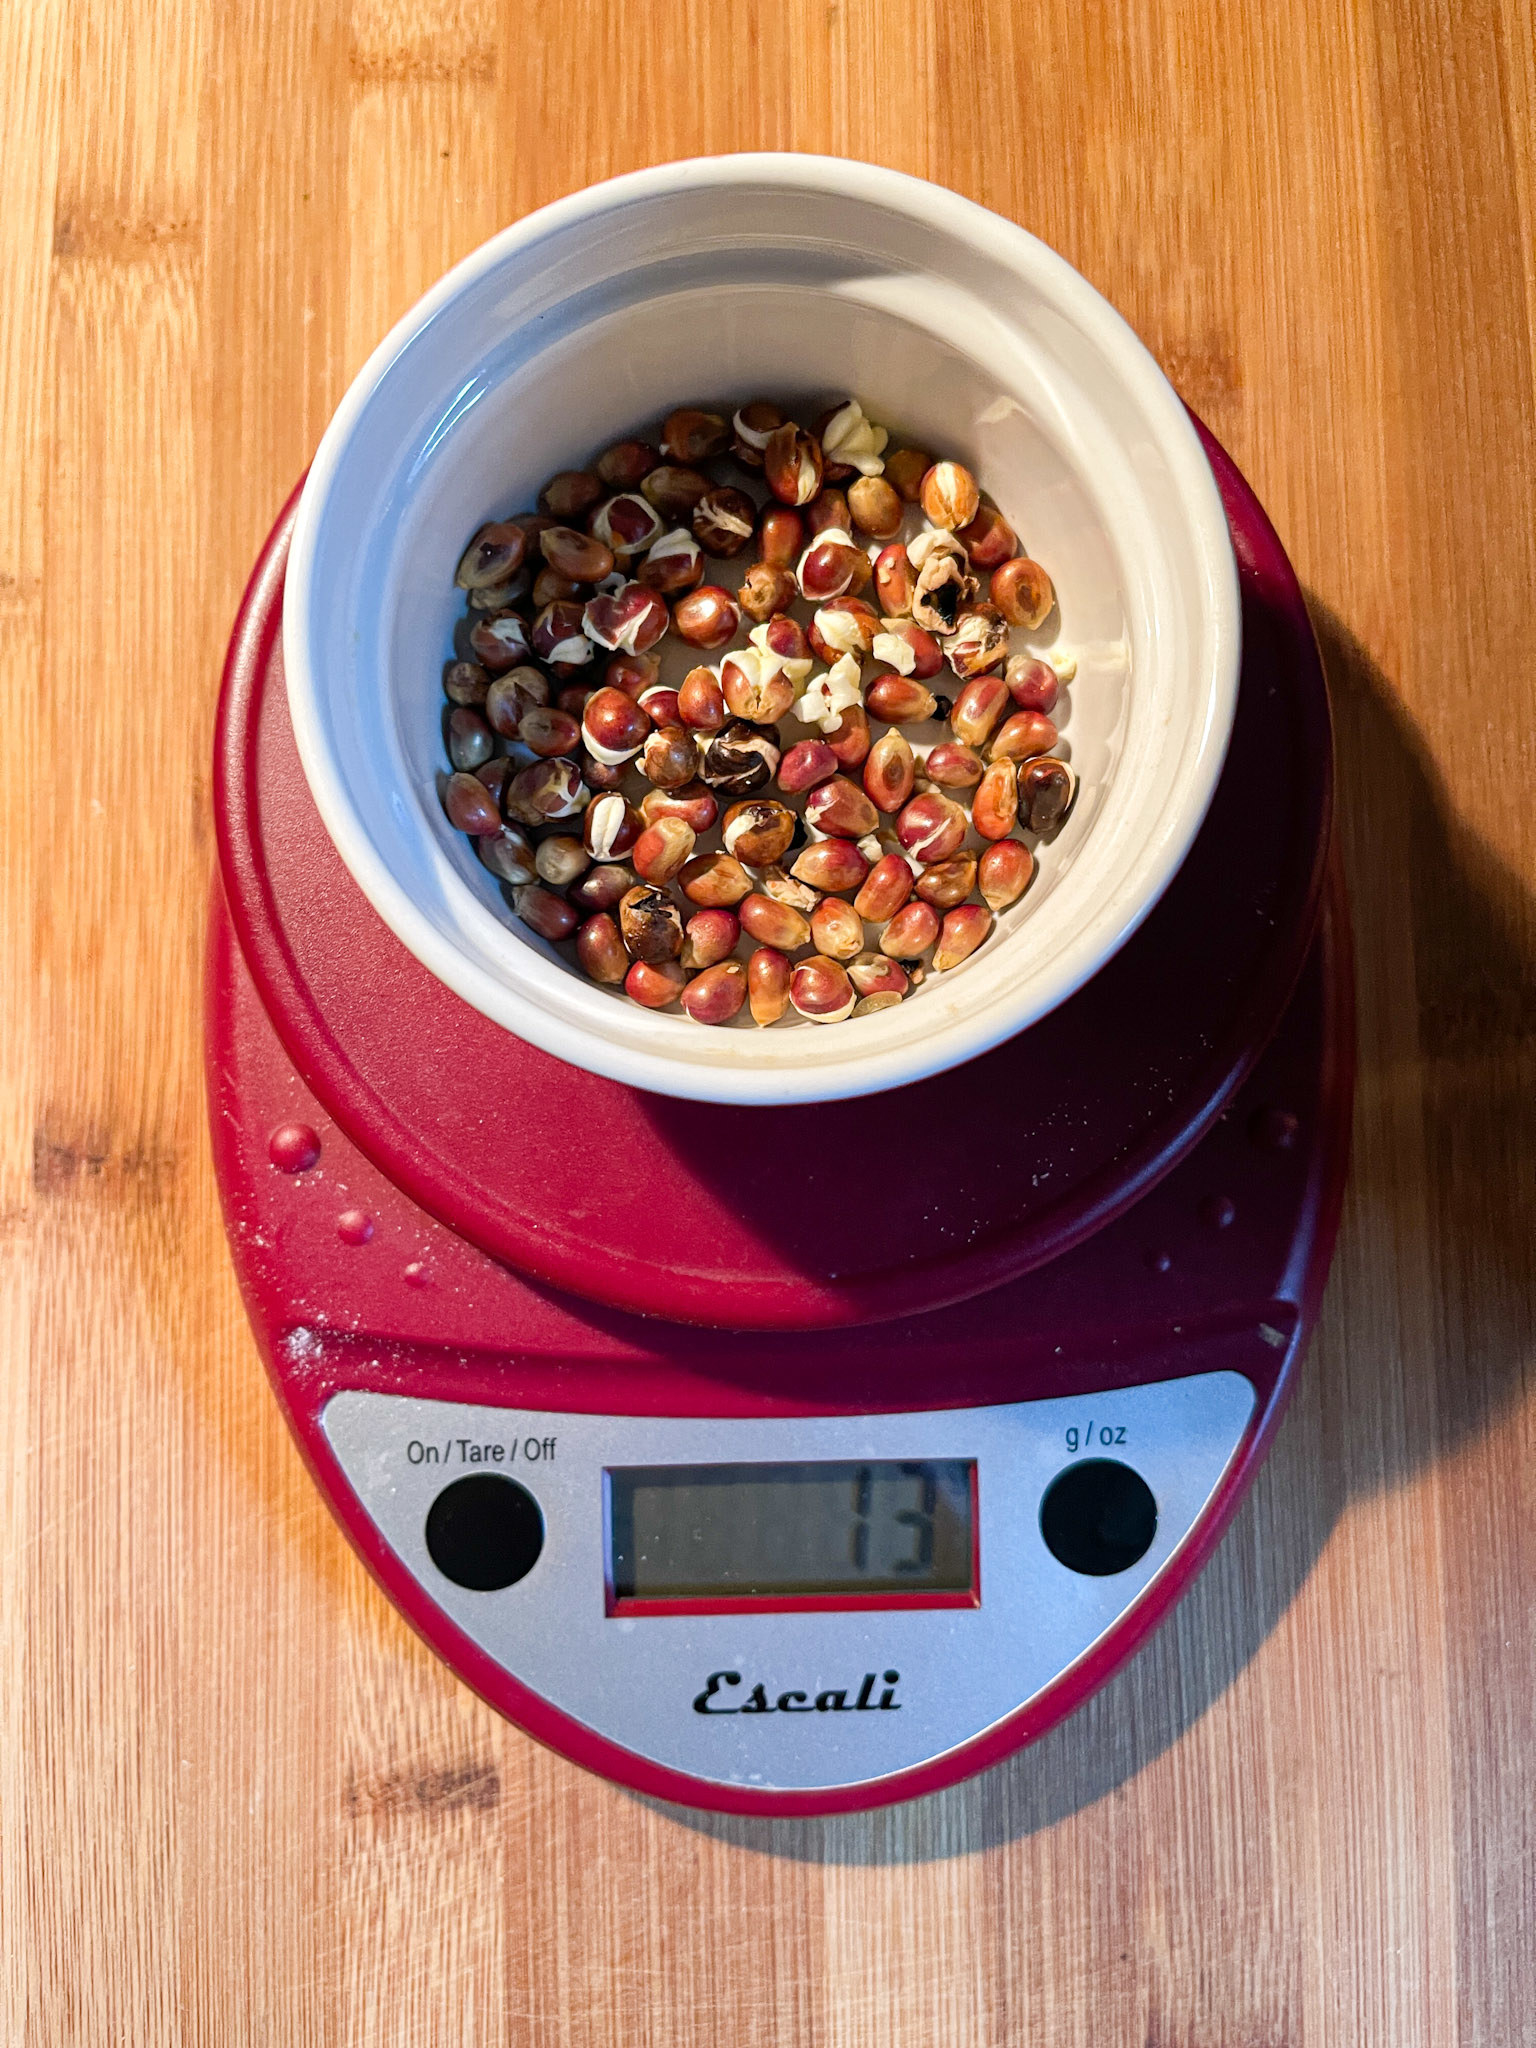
207,425,1351,1816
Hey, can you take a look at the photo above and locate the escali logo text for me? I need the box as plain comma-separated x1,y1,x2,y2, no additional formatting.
694,1669,901,1715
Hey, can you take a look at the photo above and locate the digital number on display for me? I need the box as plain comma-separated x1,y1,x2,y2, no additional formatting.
606,1459,976,1608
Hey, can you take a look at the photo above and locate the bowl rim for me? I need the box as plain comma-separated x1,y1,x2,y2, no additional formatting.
284,152,1241,1104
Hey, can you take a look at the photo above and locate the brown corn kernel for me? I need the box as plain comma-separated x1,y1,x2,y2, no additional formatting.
484,668,543,736
798,536,864,603
641,465,712,519
854,853,915,924
540,525,615,583
505,758,587,825
872,543,917,616
933,903,993,971
457,521,528,590
955,502,1017,569
679,851,753,908
923,741,985,788
677,666,727,731
531,600,593,671
866,673,941,725
534,834,591,887
568,862,636,913
863,730,916,816
878,900,940,959
660,408,729,463
539,471,604,520
1019,756,1078,833
582,791,642,860
1006,655,1060,715
446,707,495,771
673,585,742,649
877,620,944,679
896,791,968,863
532,566,579,608
589,493,665,559
919,460,981,530
468,608,534,672
790,956,856,1022
637,531,705,594
764,423,824,506
722,798,796,867
518,705,582,758
680,908,740,971
883,448,932,502
731,400,783,468
638,684,680,727
739,892,812,952
682,959,748,1024
581,686,650,763
915,854,977,910
699,721,781,796
579,752,625,792
581,581,669,656
693,486,758,558
596,438,658,489
949,673,1011,748
826,704,872,768
977,838,1034,910
757,505,805,568
805,775,880,839
972,758,1020,839
639,783,718,834
619,884,684,962
625,958,686,1008
638,723,699,790
605,651,660,698
853,992,903,1015
576,912,629,983
778,738,839,793
989,710,1058,764
805,487,851,537
991,556,1056,629
444,659,491,705
748,946,792,1026
811,897,863,961
790,838,870,893
632,816,697,885
738,561,798,622
512,884,579,942
476,824,537,884
444,770,506,835
848,951,909,999
847,475,904,539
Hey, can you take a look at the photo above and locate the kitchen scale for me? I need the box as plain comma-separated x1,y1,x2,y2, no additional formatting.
207,425,1351,1816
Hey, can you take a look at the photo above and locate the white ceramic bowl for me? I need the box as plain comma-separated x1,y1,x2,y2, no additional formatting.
285,154,1239,1106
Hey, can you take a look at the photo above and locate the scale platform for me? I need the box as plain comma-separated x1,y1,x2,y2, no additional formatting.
208,426,1351,1816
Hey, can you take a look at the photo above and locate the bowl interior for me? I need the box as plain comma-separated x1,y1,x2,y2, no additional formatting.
289,163,1236,1102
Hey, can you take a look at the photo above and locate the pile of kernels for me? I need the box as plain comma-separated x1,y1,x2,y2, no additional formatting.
440,400,1077,1026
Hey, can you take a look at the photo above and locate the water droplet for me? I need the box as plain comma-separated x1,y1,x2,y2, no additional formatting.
269,1122,320,1173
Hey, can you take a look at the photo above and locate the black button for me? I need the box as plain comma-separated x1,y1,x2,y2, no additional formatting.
1039,1459,1157,1576
424,1474,544,1591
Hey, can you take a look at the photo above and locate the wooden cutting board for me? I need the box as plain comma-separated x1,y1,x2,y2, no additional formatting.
2,0,1532,2040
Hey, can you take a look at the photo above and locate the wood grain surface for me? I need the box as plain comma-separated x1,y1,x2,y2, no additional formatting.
3,0,1534,2040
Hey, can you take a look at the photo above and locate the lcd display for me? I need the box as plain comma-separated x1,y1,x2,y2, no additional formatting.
607,1459,975,1604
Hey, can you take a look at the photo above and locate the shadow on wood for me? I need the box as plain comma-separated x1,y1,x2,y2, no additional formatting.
658,597,1536,1861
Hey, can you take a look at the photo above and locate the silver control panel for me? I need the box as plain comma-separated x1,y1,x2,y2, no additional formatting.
321,1373,1255,1794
